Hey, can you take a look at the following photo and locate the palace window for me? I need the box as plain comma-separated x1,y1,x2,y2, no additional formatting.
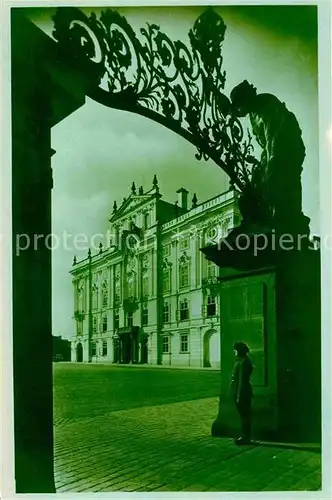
179,299,189,321
163,302,170,323
114,309,119,330
102,341,108,356
207,296,216,317
102,315,108,332
92,316,97,334
91,342,97,357
179,260,189,289
180,333,189,353
92,284,98,310
102,282,108,308
162,336,170,353
127,311,133,328
142,303,148,326
163,267,171,293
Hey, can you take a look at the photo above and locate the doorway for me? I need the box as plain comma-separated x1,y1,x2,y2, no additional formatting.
203,329,220,369
76,342,83,363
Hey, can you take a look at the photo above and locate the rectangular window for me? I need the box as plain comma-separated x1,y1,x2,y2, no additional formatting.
179,262,189,289
102,315,108,332
207,296,216,317
144,213,149,229
180,334,189,353
92,316,97,334
91,342,97,357
127,311,133,328
163,268,171,293
102,341,108,356
162,336,170,353
163,302,170,323
180,299,189,321
114,310,119,330
142,303,148,326
102,287,108,308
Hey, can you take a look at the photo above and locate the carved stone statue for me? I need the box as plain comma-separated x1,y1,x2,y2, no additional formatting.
230,80,309,233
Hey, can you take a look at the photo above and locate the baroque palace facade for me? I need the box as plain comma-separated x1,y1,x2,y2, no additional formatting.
70,176,240,368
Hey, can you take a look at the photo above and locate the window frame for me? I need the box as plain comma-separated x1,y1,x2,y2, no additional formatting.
162,336,170,353
180,333,189,353
163,301,170,323
207,295,217,317
179,298,189,321
127,311,133,328
179,261,189,289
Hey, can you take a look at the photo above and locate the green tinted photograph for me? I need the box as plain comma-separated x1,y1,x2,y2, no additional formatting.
7,1,327,495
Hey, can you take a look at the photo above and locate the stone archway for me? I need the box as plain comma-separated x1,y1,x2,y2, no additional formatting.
76,342,83,363
203,329,220,369
11,9,246,492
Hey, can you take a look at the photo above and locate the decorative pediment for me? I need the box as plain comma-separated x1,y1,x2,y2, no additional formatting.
109,194,154,222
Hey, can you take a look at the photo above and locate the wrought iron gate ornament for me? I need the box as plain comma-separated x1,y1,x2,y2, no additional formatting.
53,7,258,193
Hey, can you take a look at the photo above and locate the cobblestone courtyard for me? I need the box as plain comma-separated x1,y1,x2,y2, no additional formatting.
53,363,321,492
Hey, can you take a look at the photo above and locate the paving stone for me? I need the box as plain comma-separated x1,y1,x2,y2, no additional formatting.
53,364,321,492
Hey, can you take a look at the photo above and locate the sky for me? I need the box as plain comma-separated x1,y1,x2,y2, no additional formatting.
26,5,319,339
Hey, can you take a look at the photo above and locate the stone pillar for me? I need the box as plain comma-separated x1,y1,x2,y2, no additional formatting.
12,15,55,493
11,11,87,492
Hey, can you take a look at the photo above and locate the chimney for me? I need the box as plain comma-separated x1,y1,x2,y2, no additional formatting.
176,188,189,210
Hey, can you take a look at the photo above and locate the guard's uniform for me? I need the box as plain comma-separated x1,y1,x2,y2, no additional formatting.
231,356,253,441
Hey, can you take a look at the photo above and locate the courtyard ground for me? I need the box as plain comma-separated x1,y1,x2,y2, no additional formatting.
53,363,321,492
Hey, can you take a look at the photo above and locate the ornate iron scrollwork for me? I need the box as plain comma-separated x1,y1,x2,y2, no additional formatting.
52,7,257,192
